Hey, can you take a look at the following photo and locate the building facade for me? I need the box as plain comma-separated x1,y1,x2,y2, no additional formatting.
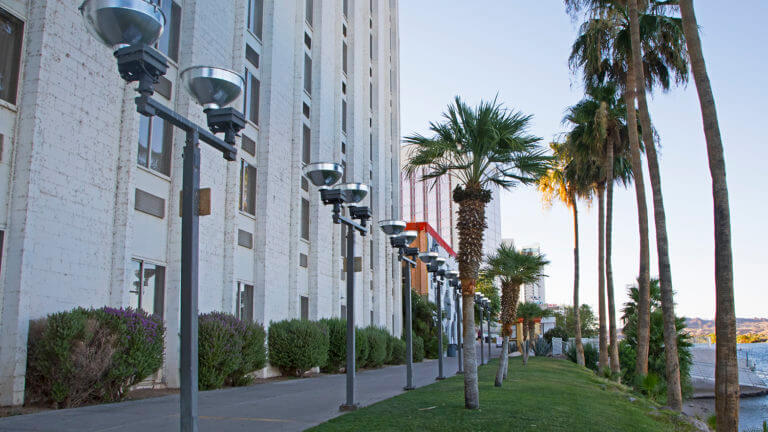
400,145,502,257
522,245,546,304
0,0,402,405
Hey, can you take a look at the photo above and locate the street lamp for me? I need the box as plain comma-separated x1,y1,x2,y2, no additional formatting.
475,293,485,365
80,2,245,431
303,163,370,411
445,270,462,374
483,297,492,361
426,256,447,380
379,223,419,390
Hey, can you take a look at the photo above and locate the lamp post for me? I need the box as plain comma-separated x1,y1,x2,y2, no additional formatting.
303,163,370,411
79,2,245,431
484,297,492,361
426,257,447,380
475,293,484,365
379,223,419,390
450,277,463,374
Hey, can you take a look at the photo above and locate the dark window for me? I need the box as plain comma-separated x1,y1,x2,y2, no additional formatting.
370,239,374,269
343,0,348,18
135,189,166,218
240,160,257,215
341,141,346,154
342,42,348,74
342,24,347,37
243,69,260,125
302,102,310,118
130,260,166,317
0,231,4,276
300,253,308,267
369,133,373,160
303,54,312,95
156,1,181,62
238,229,253,249
342,81,346,95
370,34,374,60
0,8,23,105
0,134,3,161
369,83,373,109
302,125,311,165
341,100,347,133
247,0,264,40
301,177,309,191
301,198,310,240
304,32,311,50
341,160,347,183
370,310,374,323
242,134,256,156
300,296,309,320
137,115,172,175
237,282,254,322
245,44,260,68
155,76,173,99
305,0,313,26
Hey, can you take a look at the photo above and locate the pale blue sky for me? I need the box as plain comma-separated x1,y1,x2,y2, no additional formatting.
399,1,767,319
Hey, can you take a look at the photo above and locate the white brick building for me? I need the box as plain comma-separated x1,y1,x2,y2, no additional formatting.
0,0,402,405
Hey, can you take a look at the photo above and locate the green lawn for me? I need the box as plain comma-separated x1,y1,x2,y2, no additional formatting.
309,357,696,432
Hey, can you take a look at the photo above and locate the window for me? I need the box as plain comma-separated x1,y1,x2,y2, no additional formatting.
245,45,260,68
369,34,374,60
300,296,309,320
343,0,348,18
240,160,257,215
247,0,264,40
299,253,308,267
370,239,374,269
341,100,347,133
129,260,165,317
369,133,373,160
302,102,310,118
0,231,4,276
243,69,260,125
305,0,313,26
342,24,347,37
341,141,346,154
302,125,311,164
1,8,24,105
156,1,181,62
242,134,256,156
304,32,312,49
342,42,348,74
301,198,310,240
303,54,312,95
369,83,373,110
341,160,347,183
236,282,254,322
340,305,347,319
137,115,172,175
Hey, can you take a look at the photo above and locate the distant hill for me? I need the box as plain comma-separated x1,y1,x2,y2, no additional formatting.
685,317,768,338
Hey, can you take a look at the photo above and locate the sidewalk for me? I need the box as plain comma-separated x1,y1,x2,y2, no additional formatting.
0,343,500,432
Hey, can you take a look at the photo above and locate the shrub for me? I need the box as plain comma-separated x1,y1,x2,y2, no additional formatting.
384,334,395,364
543,326,569,344
320,318,346,373
412,335,425,362
268,319,328,377
388,338,406,364
532,337,552,357
566,342,599,372
364,326,389,368
26,307,164,408
424,334,449,359
355,328,369,369
198,312,266,390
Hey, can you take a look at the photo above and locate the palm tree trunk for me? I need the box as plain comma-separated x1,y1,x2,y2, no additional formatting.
623,60,651,378
456,187,490,410
495,336,508,387
606,133,620,378
628,0,683,410
678,1,738,428
572,198,586,367
597,184,609,374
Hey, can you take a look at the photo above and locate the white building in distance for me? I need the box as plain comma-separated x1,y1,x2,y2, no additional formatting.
0,0,401,405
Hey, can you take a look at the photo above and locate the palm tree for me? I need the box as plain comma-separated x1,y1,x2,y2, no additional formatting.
562,83,632,376
404,96,549,409
484,244,549,386
538,143,590,367
678,1,738,428
517,302,544,366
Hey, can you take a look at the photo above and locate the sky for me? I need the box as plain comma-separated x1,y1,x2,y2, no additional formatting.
398,1,768,320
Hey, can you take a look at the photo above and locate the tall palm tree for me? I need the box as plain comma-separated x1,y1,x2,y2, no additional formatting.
484,244,549,386
517,302,544,366
678,1,738,428
562,83,631,376
404,96,549,409
538,143,591,367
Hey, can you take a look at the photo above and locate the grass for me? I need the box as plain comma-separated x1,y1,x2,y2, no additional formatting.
309,357,697,432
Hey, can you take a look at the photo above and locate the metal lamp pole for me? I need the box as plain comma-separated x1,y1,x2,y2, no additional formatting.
485,299,492,361
379,224,419,390
475,294,484,365
453,281,463,374
426,258,446,380
79,4,247,431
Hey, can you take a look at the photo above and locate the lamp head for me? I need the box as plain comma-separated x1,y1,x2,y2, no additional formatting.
434,257,446,268
418,251,438,264
80,0,165,50
337,183,369,204
181,66,244,111
303,162,344,188
446,270,459,280
378,220,406,236
401,230,417,245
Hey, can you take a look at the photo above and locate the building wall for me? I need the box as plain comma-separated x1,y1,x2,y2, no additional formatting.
0,0,401,405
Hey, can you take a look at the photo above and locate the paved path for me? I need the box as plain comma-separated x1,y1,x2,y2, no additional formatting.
0,342,501,432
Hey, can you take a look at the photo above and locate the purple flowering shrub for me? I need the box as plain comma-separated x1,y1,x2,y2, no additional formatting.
25,307,165,408
198,312,266,389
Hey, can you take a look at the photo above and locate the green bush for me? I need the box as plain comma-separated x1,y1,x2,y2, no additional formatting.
355,328,369,369
26,307,164,408
320,318,346,373
364,326,389,368
566,342,599,372
384,334,395,364
198,312,266,390
543,326,569,344
388,338,406,364
412,335,425,362
424,334,449,359
268,319,328,377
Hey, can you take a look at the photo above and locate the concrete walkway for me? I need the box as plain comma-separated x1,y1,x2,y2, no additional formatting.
0,343,501,432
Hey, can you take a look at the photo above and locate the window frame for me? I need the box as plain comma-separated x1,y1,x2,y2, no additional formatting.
0,6,25,106
239,159,257,216
137,115,173,176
